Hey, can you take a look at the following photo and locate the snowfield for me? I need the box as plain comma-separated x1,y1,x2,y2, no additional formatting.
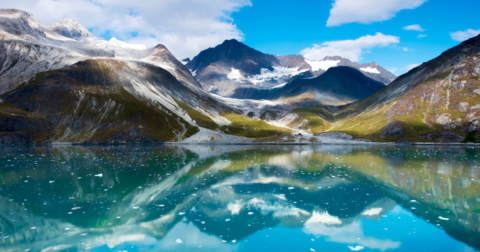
360,67,381,74
305,59,340,72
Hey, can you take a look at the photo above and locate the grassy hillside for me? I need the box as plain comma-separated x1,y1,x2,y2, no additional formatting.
219,112,291,138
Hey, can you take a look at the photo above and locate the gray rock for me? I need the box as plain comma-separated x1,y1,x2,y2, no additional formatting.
458,102,469,112
436,113,451,126
421,130,464,143
381,121,405,138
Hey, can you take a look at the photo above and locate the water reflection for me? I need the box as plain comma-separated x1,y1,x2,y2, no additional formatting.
0,145,479,252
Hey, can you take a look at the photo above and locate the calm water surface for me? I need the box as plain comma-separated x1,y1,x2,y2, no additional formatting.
0,145,479,252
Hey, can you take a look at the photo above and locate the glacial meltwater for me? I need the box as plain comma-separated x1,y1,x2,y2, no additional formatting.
0,145,479,252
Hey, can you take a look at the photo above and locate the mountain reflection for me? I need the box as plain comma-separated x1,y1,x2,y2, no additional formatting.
0,145,479,252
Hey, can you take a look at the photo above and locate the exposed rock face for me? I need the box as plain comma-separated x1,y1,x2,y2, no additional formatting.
436,114,452,126
0,105,53,144
381,121,405,138
420,131,465,143
332,34,480,143
0,59,234,144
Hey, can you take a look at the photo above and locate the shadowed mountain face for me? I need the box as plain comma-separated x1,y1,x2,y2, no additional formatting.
230,66,386,106
0,145,479,252
186,39,395,97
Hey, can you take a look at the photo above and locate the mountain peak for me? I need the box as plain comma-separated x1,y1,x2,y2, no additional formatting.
0,9,34,20
49,18,95,41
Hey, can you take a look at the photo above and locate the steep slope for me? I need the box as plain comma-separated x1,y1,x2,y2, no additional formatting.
0,59,232,143
231,66,386,106
331,34,480,143
0,9,202,97
186,39,396,97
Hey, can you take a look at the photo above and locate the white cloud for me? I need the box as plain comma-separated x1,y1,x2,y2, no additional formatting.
403,24,424,32
300,33,400,62
327,0,427,27
450,29,480,42
0,0,252,59
417,34,427,38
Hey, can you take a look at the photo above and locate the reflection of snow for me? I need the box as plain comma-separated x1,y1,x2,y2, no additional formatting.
226,197,309,218
303,221,401,251
361,208,383,216
227,200,243,215
348,245,365,251
158,222,238,251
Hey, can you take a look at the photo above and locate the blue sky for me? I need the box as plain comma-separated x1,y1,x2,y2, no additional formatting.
3,0,480,76
230,0,480,75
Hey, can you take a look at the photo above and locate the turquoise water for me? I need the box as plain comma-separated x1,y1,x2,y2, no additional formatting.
0,145,479,252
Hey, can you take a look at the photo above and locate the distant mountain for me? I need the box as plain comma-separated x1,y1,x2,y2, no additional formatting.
231,66,386,106
186,39,396,97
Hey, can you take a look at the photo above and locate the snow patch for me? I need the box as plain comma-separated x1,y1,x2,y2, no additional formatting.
227,67,308,85
305,59,340,71
360,67,380,74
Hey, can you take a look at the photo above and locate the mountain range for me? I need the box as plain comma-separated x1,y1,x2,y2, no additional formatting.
185,39,396,97
0,9,479,144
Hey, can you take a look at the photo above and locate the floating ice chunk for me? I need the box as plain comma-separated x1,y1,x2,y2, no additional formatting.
288,187,294,190
311,249,315,252
176,239,183,244
179,212,185,216
439,216,449,220
94,174,103,177
71,207,81,210
49,181,54,183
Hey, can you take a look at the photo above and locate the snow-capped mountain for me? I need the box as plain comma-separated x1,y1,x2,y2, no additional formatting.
0,9,233,144
48,18,97,42
230,66,387,106
186,39,396,97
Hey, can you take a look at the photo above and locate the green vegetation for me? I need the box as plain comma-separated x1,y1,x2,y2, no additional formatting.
290,107,332,134
219,112,291,138
174,99,219,130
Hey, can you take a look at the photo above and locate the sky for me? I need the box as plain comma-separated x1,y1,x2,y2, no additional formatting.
1,0,479,75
